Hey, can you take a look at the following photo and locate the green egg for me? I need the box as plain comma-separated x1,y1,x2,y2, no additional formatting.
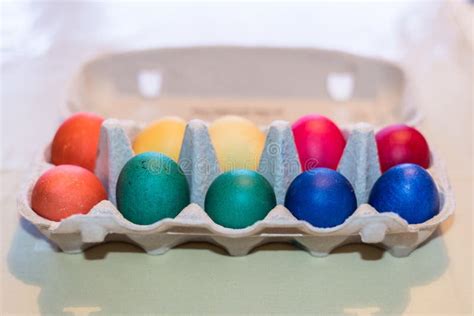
204,169,277,229
116,152,190,225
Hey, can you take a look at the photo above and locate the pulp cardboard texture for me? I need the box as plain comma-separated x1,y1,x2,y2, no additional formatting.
18,47,454,256
18,119,454,257
66,47,422,126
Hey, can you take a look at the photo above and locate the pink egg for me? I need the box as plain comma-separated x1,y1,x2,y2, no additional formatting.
292,115,346,170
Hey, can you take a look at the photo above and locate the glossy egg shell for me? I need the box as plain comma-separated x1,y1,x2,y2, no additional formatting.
116,152,190,225
132,117,186,162
51,112,104,171
369,163,440,224
292,114,346,171
376,124,430,172
284,168,357,228
31,165,107,221
204,169,276,229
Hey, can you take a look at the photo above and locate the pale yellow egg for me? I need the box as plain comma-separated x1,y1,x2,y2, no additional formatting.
209,116,266,171
133,117,186,161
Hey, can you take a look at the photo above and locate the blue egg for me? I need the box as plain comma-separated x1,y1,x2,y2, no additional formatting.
284,168,357,228
369,163,440,224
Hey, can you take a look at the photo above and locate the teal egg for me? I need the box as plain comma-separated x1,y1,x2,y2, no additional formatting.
204,169,277,229
116,152,190,225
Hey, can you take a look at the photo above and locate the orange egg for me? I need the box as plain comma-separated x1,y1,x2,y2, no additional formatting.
51,112,104,171
31,165,107,221
132,117,186,161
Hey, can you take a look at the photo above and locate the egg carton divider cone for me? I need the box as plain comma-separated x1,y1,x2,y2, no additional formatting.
18,118,454,257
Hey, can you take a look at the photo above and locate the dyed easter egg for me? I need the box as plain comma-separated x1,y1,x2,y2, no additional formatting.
204,169,276,229
209,116,265,171
284,168,357,228
133,117,186,162
31,165,107,221
51,112,104,171
116,152,190,225
292,114,346,171
376,124,430,172
369,163,440,224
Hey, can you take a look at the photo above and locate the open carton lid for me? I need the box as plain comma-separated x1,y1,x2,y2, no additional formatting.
66,46,421,127
19,46,451,258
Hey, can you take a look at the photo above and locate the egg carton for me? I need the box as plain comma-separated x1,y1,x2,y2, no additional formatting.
18,119,454,257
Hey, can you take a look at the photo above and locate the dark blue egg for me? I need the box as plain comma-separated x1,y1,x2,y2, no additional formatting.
284,168,357,228
369,163,440,224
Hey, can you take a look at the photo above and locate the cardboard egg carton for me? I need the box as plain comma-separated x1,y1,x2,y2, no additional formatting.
18,119,454,257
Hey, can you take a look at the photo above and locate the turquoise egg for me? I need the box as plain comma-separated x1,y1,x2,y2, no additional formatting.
116,152,190,225
204,169,277,229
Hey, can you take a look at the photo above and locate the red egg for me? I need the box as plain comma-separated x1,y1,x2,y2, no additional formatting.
51,112,104,171
292,114,346,170
31,165,107,221
376,124,430,172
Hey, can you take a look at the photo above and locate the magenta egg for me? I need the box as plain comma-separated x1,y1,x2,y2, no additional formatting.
292,114,346,171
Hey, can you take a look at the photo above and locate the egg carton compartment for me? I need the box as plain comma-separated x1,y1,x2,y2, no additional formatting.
18,119,454,257
67,47,421,127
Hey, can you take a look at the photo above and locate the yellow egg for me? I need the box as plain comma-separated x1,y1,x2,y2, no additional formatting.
133,117,186,161
209,116,266,171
